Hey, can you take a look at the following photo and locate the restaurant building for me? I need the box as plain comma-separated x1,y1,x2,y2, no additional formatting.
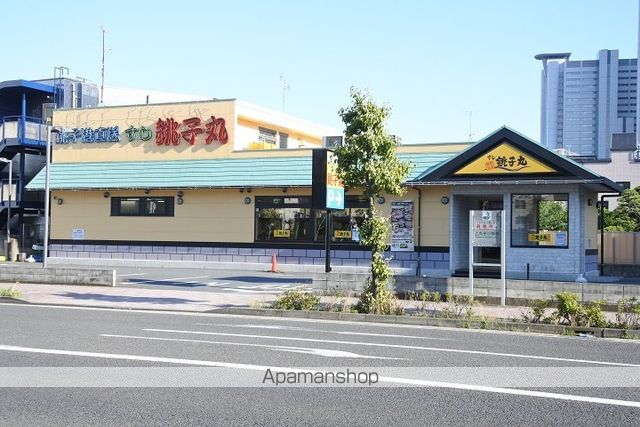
27,100,622,281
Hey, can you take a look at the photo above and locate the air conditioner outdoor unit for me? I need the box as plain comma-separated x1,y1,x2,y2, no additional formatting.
322,136,343,148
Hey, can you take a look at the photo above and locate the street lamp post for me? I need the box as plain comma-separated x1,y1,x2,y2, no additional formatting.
43,126,60,268
0,157,12,261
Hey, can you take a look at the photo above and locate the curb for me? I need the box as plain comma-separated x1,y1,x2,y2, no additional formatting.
209,307,636,339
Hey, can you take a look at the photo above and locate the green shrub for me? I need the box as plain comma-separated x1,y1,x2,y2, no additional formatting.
582,300,609,328
441,293,475,319
273,290,320,311
0,286,20,298
554,292,583,326
521,299,551,323
616,297,640,330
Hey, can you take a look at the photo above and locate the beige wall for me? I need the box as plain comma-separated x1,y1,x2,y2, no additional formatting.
51,186,451,247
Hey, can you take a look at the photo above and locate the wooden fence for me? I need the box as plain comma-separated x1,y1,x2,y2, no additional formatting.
598,232,640,265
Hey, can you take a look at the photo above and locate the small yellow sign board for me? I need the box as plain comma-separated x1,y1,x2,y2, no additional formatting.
528,232,552,243
273,229,290,238
455,143,556,175
334,230,352,239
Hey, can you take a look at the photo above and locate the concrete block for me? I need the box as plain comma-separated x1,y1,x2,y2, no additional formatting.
180,254,194,262
111,253,124,259
341,259,358,266
434,261,449,270
117,245,130,252
623,286,640,297
226,248,239,255
525,281,544,291
442,252,450,261
130,246,142,253
426,252,443,261
206,255,220,262
140,246,153,253
99,253,112,259
238,248,252,255
77,252,90,259
156,254,171,260
284,257,300,264
200,247,214,255
61,244,73,251
164,246,177,253
243,255,259,263
194,254,207,261
524,290,545,300
134,253,147,260
258,256,272,263
231,255,246,263
106,245,119,252
251,248,266,256
170,254,182,261
278,249,293,257
357,259,371,267
335,250,350,259
313,258,325,265
306,249,321,258
299,257,314,265
293,249,306,257
507,289,526,299
146,254,158,260
176,246,189,254
402,261,418,269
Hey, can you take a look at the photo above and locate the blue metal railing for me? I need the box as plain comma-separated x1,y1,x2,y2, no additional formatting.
0,115,47,147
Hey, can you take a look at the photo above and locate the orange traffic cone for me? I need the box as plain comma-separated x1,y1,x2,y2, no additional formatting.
270,252,278,273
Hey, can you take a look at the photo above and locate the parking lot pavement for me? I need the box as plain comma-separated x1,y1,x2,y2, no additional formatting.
116,266,314,294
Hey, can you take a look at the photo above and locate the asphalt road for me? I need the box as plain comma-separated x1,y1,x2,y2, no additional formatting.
116,266,314,294
1,302,639,426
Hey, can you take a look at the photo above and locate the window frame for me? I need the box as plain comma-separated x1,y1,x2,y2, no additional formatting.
253,195,370,243
111,196,175,217
510,193,569,249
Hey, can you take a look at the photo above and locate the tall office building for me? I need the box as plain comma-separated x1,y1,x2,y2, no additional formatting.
536,49,637,160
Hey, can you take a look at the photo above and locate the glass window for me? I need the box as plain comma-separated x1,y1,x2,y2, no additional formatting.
111,197,174,217
511,194,568,248
314,207,367,243
256,207,311,241
258,127,277,145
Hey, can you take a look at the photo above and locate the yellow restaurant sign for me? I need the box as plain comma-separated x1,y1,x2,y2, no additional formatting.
334,230,352,239
528,232,552,243
454,143,556,175
273,230,291,238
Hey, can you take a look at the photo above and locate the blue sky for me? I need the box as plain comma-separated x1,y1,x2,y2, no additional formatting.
3,0,638,143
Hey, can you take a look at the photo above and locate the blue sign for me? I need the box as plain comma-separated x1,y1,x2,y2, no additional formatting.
57,126,121,144
326,187,344,210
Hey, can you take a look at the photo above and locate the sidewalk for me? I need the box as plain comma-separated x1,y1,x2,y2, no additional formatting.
4,282,278,312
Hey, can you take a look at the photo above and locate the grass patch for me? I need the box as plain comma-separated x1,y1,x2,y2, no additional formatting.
0,286,21,298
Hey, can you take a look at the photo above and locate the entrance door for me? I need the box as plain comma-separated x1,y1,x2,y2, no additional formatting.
474,199,503,266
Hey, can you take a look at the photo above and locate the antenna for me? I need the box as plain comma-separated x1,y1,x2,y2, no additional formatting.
279,74,290,112
466,110,475,141
100,25,106,105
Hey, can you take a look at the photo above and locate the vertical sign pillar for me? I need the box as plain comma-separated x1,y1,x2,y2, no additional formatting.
312,149,344,273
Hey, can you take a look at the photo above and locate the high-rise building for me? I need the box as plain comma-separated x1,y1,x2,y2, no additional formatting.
536,49,637,160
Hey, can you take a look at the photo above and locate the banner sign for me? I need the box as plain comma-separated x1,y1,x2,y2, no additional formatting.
312,149,344,210
471,210,501,247
455,143,556,175
390,201,414,252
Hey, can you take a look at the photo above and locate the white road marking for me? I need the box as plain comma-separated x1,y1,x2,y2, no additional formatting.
119,273,148,277
193,323,455,341
128,275,210,285
144,328,640,367
100,334,406,360
0,344,639,408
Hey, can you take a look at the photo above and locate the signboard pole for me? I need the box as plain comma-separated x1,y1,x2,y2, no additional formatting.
325,211,332,273
469,210,474,297
501,211,506,306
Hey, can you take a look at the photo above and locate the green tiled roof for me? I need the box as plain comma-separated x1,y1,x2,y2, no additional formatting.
26,152,455,190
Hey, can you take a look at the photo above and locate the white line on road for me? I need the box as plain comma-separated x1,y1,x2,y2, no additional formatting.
100,334,407,360
143,328,640,367
0,344,639,408
118,273,148,277
127,276,210,285
193,323,455,341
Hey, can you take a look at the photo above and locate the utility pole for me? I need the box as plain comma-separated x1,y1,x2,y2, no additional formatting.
279,74,290,112
100,25,106,105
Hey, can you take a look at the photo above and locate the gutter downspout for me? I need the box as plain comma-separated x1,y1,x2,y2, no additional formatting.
599,193,621,275
412,186,422,277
